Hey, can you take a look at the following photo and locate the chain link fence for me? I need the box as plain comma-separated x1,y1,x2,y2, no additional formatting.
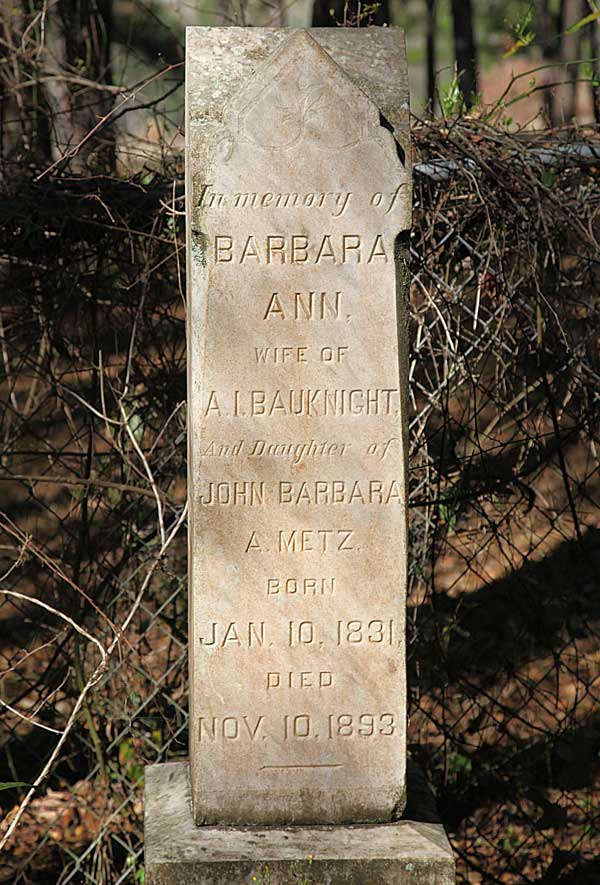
1,117,599,883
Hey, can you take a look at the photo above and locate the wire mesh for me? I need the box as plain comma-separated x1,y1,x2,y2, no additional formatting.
1,119,599,884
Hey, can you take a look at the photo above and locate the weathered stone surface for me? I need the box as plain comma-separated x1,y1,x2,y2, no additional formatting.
186,27,411,826
145,761,456,885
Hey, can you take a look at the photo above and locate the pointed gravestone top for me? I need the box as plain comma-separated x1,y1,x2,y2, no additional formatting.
186,28,410,826
227,30,381,153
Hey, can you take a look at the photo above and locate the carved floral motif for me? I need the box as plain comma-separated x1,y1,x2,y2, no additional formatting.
239,74,363,152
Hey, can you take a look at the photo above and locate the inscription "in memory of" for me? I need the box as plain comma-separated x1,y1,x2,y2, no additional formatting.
197,185,353,216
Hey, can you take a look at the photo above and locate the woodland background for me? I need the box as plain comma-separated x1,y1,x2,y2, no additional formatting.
0,1,599,883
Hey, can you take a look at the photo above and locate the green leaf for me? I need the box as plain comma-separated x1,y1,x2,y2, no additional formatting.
129,412,145,445
0,781,29,790
541,170,555,188
119,739,134,766
447,752,473,777
439,498,458,531
126,762,145,784
582,63,600,86
106,486,121,506
503,6,535,57
441,76,463,117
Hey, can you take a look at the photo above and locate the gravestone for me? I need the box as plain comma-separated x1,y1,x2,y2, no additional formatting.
188,27,409,827
145,26,455,884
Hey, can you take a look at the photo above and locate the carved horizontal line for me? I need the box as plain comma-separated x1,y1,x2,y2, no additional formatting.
260,763,343,770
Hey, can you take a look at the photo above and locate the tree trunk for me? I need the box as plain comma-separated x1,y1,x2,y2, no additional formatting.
0,0,53,167
426,0,436,114
540,0,560,125
40,0,114,172
591,15,600,123
561,0,579,122
311,0,390,27
450,0,477,109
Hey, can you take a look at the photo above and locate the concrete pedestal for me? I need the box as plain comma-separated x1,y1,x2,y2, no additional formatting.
144,762,456,884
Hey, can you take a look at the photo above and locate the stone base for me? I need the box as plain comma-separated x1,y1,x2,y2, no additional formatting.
145,762,456,884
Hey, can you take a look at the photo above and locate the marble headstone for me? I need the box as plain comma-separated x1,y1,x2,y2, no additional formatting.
186,27,411,827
